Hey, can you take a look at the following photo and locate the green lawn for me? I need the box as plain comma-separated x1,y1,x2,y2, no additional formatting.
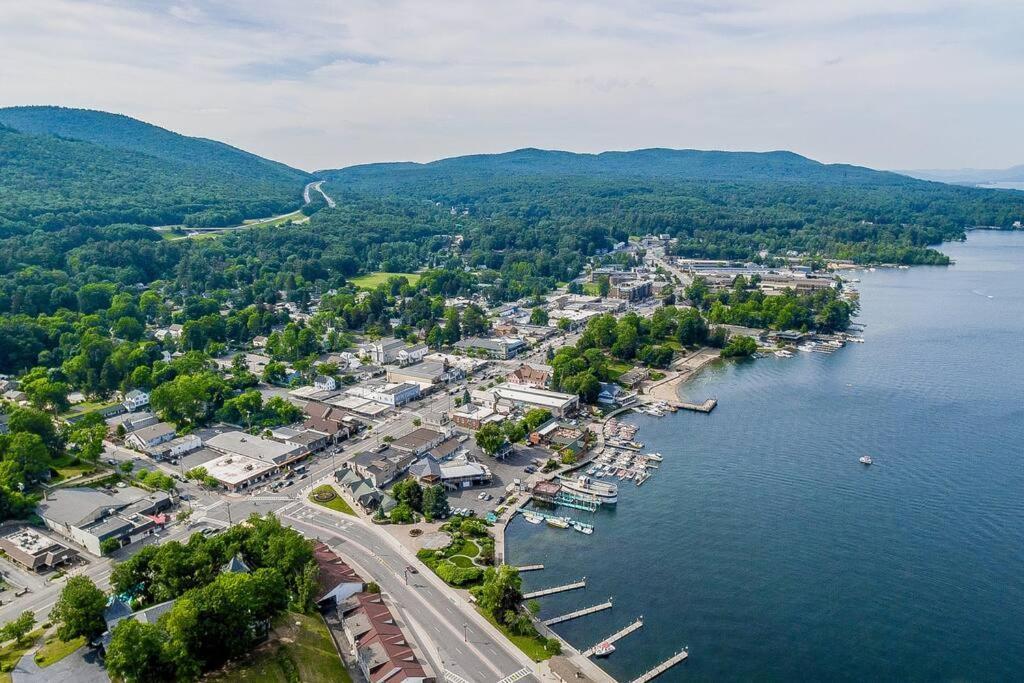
349,271,421,289
582,282,601,296
0,629,43,681
309,486,355,516
477,609,553,662
449,555,474,568
606,360,633,379
33,635,85,668
214,613,351,683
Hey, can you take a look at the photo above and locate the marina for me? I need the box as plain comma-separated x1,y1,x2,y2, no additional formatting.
522,578,587,600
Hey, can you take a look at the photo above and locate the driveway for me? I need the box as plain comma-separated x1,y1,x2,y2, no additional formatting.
13,644,108,683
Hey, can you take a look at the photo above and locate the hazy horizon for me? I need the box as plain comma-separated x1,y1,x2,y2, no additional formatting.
2,1,1022,172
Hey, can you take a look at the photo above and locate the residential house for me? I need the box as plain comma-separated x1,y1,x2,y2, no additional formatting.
121,389,150,412
314,375,338,392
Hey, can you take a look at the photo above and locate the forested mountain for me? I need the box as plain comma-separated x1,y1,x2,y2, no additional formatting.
327,147,911,186
0,107,310,236
320,148,1024,265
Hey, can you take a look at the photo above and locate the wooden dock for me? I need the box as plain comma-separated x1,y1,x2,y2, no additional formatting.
515,564,544,572
581,617,644,657
543,599,613,626
630,648,689,683
523,578,586,599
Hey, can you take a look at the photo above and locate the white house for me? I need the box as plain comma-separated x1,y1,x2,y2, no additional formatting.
314,375,338,392
121,389,150,412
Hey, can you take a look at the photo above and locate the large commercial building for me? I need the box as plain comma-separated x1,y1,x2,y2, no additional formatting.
207,431,306,466
0,527,78,571
479,383,580,418
347,382,421,407
453,336,527,359
37,487,172,555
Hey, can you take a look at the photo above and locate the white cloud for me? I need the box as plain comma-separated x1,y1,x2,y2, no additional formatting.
0,0,1021,170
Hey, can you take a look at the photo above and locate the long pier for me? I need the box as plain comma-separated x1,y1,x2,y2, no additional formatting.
543,599,613,626
630,648,689,683
581,617,644,657
523,578,586,599
515,564,544,572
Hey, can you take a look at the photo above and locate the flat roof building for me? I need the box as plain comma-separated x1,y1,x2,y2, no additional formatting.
203,453,277,492
0,527,78,572
207,431,306,466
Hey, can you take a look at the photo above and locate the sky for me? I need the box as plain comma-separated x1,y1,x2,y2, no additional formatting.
1,0,1022,172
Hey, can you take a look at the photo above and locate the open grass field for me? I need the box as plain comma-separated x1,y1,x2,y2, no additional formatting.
213,613,350,683
349,271,421,289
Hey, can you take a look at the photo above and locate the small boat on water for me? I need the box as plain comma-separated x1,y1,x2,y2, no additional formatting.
774,349,794,358
593,642,615,657
572,521,594,535
546,516,570,529
859,455,874,466
646,452,663,462
523,512,544,524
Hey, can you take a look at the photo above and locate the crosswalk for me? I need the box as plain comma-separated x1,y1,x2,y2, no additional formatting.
496,668,532,683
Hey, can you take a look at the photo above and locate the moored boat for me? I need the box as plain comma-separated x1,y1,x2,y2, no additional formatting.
546,516,570,529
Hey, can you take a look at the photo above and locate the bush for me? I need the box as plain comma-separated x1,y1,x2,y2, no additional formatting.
435,561,483,586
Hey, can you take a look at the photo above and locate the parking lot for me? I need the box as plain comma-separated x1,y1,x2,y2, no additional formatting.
444,442,552,516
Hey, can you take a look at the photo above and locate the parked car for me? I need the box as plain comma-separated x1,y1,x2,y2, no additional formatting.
524,466,537,474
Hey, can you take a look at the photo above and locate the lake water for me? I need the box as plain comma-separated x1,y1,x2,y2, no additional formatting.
506,230,1024,681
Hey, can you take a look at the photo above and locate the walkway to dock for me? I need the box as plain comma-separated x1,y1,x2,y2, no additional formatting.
515,564,544,572
581,617,644,657
630,648,689,683
523,578,587,599
542,599,613,626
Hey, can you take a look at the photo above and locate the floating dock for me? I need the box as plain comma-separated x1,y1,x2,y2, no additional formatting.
581,617,644,657
515,564,544,572
523,578,587,599
553,490,600,511
630,648,689,683
543,599,613,626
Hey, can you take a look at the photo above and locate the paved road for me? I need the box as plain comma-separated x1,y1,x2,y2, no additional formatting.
306,179,336,208
275,502,536,683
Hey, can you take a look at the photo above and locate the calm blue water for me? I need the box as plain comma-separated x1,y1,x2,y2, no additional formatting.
506,231,1024,681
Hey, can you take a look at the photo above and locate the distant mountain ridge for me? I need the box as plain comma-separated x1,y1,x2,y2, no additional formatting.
0,106,310,235
901,165,1024,185
322,146,921,186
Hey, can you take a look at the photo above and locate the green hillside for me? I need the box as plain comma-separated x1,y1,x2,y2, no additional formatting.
319,147,1024,266
0,107,310,236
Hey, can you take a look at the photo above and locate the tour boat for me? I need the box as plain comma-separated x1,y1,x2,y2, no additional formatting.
859,455,874,465
593,642,616,657
546,516,570,529
560,475,619,504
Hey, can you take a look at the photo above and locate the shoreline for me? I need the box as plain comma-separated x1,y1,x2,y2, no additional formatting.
643,347,722,404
